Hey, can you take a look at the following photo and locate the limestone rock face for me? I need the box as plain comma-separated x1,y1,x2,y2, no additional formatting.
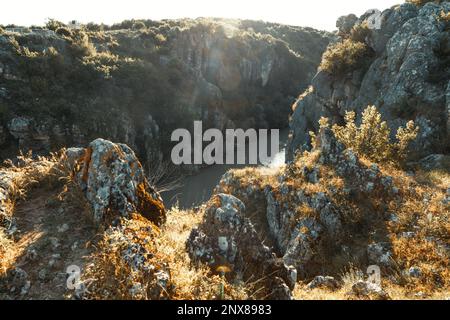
74,138,165,225
187,193,296,299
5,116,86,155
217,128,403,280
266,128,398,275
287,2,450,160
0,20,331,163
336,14,358,34
0,125,7,146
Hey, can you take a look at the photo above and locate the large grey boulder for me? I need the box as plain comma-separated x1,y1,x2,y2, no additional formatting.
8,117,33,144
74,138,165,225
187,193,296,300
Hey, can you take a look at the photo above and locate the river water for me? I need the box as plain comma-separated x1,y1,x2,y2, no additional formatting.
161,128,289,209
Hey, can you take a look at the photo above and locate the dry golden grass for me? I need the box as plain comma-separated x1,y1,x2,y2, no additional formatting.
0,151,65,277
0,229,13,276
229,141,449,299
83,206,249,300
154,206,249,300
293,265,449,300
83,213,169,300
0,151,68,216
1,140,448,300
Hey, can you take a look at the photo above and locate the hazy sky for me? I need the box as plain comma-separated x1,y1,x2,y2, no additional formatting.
1,0,401,31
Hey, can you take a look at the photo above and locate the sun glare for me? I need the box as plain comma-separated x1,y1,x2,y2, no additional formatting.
1,0,401,31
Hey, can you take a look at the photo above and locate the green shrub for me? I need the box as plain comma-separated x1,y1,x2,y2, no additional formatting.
85,22,105,32
319,38,373,76
46,19,66,31
68,30,97,57
312,106,419,164
439,10,450,23
55,27,73,37
349,22,371,43
132,21,146,30
331,106,419,164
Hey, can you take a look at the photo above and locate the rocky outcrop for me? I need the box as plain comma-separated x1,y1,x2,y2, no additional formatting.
216,127,405,280
73,138,165,225
268,128,398,275
187,193,296,299
287,2,450,160
83,213,172,300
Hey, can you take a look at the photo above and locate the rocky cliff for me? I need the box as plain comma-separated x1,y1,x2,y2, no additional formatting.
287,2,450,161
0,18,330,164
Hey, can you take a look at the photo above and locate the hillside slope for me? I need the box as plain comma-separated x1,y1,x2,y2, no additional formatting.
0,18,330,164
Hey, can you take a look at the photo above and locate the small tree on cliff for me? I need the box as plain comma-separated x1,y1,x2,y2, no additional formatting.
311,106,419,165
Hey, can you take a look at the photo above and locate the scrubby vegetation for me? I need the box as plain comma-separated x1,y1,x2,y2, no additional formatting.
319,38,373,76
0,151,67,278
218,125,448,299
406,0,444,6
312,106,419,165
0,114,448,300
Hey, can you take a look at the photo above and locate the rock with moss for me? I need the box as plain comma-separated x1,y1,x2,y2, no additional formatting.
74,138,165,225
350,280,390,300
217,127,406,280
187,193,296,300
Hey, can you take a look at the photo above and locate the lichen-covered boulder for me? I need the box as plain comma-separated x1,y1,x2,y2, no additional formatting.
187,193,296,300
217,123,413,282
74,138,165,226
307,275,340,290
350,280,390,300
